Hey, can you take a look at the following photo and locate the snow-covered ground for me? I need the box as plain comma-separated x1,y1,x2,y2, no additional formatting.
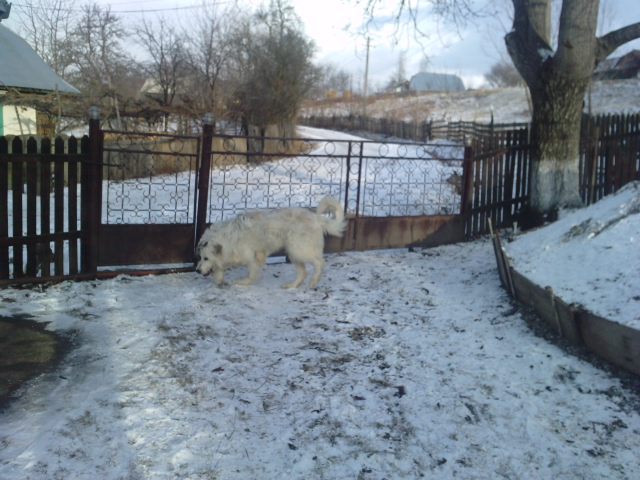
303,79,640,123
1,190,640,478
505,181,640,330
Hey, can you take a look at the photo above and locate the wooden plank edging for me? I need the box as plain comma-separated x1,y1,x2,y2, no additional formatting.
492,232,640,376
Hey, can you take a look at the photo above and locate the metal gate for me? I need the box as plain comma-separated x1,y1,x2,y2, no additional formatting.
97,125,201,268
1,117,470,284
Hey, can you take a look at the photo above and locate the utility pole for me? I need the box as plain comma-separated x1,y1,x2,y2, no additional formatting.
363,37,370,115
363,37,370,98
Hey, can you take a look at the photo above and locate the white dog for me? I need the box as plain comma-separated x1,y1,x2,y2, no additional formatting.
196,197,346,288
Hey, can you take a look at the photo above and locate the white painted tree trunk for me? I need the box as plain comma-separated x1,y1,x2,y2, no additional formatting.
507,0,640,222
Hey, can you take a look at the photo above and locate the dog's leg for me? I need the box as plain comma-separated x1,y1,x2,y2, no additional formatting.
283,262,307,289
236,251,266,286
308,258,325,289
213,269,225,286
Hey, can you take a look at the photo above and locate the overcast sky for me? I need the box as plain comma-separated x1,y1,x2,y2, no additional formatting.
5,0,640,90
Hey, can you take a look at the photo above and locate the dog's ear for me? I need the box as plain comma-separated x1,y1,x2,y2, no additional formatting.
213,243,223,255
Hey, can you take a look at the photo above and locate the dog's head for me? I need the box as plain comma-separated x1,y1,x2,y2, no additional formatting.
195,239,224,276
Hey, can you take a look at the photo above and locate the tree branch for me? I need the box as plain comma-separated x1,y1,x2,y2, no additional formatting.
596,22,640,63
505,0,553,87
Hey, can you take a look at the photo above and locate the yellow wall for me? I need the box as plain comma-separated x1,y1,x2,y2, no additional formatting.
0,104,37,135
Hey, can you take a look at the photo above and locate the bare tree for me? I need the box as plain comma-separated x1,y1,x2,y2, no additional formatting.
14,0,75,77
136,17,185,130
182,2,238,120
311,64,352,98
229,0,316,137
69,3,135,128
386,51,408,91
485,60,523,88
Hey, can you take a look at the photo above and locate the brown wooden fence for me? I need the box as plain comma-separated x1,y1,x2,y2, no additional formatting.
581,113,640,204
463,127,531,237
0,134,90,280
300,114,528,143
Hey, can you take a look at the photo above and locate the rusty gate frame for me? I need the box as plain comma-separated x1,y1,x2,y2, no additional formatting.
95,118,471,270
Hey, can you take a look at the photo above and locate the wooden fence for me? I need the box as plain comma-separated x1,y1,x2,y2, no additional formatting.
463,127,531,237
300,114,529,143
0,135,90,279
581,113,640,204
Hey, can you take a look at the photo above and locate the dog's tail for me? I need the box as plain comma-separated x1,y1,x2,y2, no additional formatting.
317,196,347,237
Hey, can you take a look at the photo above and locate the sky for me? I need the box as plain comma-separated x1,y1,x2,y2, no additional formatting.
4,0,640,90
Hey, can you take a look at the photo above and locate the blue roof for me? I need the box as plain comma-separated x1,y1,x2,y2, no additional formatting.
0,24,80,94
409,72,465,92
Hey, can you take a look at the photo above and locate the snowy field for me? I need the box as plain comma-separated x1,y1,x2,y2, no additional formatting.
303,78,640,123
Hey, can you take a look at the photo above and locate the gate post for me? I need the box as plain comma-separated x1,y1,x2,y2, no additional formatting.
460,144,475,238
83,106,102,275
195,114,214,247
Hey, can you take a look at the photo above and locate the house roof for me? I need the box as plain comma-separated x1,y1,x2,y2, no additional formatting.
0,24,80,94
595,50,640,74
409,72,465,92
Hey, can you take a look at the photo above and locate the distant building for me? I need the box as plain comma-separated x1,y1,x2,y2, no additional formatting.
409,72,465,93
593,50,640,80
0,23,79,135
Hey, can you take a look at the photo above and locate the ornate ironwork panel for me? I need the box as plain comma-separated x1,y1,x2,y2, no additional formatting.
101,131,200,224
206,135,464,221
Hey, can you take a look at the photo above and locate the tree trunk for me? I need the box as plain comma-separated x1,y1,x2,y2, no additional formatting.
529,74,587,213
507,0,640,224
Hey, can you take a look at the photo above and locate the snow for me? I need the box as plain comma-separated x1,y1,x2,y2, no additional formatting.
303,78,640,123
505,181,640,329
2,242,640,477
2,132,640,479
538,48,553,62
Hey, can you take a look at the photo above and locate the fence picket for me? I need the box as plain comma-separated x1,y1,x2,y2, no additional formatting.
53,139,65,275
26,138,38,276
0,137,8,279
11,137,23,278
40,138,52,277
68,137,79,275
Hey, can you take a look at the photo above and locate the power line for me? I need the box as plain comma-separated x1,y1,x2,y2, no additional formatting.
11,1,233,15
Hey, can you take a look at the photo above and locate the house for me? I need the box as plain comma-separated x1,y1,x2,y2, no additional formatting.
593,50,640,80
409,72,465,93
0,19,79,136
